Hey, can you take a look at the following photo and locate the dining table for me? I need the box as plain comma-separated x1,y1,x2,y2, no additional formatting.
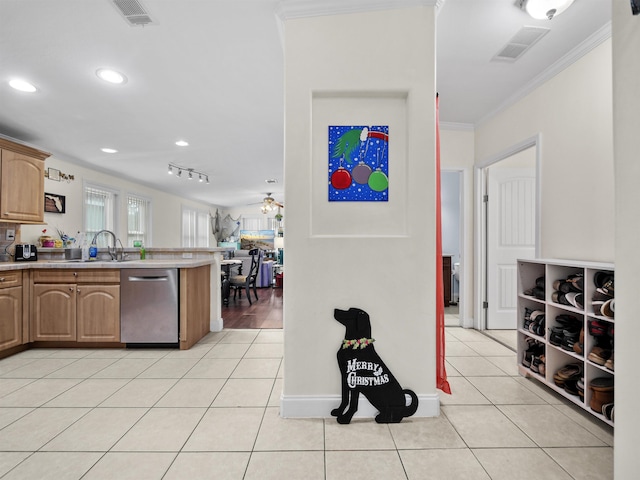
220,259,242,306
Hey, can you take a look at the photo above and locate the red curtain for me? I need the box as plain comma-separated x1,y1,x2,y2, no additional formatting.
436,94,451,394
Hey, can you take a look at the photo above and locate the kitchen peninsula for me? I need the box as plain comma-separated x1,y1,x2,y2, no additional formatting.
0,247,229,359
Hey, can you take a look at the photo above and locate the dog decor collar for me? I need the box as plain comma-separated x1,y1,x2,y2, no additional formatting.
342,338,375,350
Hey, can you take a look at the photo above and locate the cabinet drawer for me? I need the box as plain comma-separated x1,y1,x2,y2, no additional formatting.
32,269,120,284
0,271,22,289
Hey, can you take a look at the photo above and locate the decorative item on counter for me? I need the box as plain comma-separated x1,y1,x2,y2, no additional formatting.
55,227,75,247
134,240,146,260
39,229,55,248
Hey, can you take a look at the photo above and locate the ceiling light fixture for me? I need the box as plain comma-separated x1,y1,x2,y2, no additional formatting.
175,140,189,147
517,0,574,20
168,163,209,185
96,68,127,84
260,193,283,214
9,79,37,93
101,147,118,153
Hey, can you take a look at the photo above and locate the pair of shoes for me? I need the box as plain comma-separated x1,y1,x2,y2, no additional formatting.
577,378,585,400
522,338,544,369
564,375,583,397
553,363,583,387
553,274,583,294
594,271,614,295
573,327,585,355
552,291,584,309
549,315,581,348
588,319,611,337
605,353,614,371
523,276,545,300
592,291,615,318
602,403,615,422
530,354,546,375
524,309,545,337
566,273,584,291
561,329,581,352
588,346,612,366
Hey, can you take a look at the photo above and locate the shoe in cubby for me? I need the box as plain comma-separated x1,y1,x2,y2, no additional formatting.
589,376,614,414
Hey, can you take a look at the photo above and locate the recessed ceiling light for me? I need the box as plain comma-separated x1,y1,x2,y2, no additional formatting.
175,140,189,147
9,79,37,93
101,148,118,153
96,68,127,84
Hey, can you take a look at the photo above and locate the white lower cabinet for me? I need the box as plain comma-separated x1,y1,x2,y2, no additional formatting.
517,259,615,426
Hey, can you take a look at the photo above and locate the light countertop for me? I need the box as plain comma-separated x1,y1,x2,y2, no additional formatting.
0,258,215,271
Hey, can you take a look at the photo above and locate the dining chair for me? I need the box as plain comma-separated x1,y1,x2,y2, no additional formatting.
230,248,262,304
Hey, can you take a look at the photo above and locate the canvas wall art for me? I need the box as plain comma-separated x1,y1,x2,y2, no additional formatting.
328,125,389,202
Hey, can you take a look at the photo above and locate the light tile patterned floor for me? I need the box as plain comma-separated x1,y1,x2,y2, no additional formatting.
0,327,613,479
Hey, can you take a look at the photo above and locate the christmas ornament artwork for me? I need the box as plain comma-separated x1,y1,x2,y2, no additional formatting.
328,125,389,202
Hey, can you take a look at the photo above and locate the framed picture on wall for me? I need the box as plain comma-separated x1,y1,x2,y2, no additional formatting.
44,193,66,213
328,125,389,202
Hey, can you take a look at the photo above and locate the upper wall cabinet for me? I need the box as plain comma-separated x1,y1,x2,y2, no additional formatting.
0,138,50,224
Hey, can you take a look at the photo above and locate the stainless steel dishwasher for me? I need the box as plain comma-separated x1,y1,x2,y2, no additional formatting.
121,268,179,345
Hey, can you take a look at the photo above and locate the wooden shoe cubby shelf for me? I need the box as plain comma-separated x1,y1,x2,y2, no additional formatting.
517,259,615,426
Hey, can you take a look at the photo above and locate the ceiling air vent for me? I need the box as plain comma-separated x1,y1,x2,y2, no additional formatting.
110,0,156,27
492,26,550,62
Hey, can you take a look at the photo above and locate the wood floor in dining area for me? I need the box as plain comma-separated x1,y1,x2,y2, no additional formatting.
222,286,283,329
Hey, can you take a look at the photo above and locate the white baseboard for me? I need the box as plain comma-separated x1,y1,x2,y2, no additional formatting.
280,393,440,418
210,316,223,332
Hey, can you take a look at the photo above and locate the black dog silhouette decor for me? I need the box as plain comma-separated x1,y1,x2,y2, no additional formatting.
332,307,418,424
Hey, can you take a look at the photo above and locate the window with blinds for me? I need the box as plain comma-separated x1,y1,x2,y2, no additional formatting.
181,206,209,247
127,194,151,247
84,184,117,246
242,217,279,232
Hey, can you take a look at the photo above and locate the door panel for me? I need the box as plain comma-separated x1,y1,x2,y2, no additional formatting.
487,166,536,329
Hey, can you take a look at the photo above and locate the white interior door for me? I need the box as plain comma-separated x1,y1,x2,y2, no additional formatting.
486,163,536,329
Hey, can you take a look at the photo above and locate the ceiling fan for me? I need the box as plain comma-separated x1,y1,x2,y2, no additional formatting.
259,193,283,214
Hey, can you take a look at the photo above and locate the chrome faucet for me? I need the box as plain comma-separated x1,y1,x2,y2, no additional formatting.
91,230,125,261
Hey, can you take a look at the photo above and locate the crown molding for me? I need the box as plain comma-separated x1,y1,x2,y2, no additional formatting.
276,0,439,21
477,20,612,128
439,121,475,132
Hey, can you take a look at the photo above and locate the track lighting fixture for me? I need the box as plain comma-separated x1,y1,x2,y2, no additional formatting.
168,163,209,185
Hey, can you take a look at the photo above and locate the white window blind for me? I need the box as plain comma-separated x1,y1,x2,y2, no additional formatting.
181,206,209,247
84,185,117,246
242,217,261,231
127,194,151,247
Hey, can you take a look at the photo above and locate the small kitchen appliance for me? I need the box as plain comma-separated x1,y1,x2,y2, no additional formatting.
15,244,38,261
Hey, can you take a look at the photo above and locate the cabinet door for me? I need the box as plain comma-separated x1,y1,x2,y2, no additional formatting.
179,265,210,349
0,286,22,350
32,284,76,341
77,285,120,342
0,149,45,222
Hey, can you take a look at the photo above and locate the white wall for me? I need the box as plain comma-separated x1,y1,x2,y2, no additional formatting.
21,156,220,247
475,40,614,263
612,3,640,477
440,128,474,323
282,6,438,417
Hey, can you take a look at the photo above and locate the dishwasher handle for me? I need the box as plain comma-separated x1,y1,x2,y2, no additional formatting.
127,275,170,282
